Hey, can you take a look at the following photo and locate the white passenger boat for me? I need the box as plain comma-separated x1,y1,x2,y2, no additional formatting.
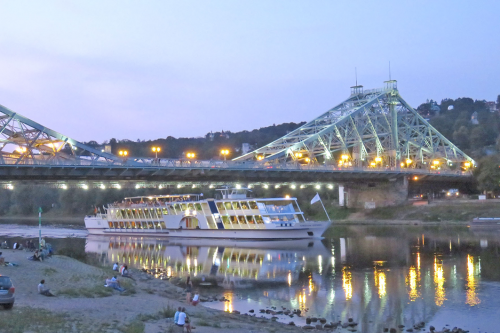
84,188,331,239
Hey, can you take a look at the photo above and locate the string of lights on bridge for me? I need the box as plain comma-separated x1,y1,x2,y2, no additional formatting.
2,181,336,191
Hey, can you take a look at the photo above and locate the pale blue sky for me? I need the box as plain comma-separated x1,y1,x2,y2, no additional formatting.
0,1,498,142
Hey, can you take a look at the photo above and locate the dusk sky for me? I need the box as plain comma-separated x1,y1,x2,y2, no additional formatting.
0,1,498,143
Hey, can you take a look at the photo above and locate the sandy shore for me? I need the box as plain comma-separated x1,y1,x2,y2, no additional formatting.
0,250,307,333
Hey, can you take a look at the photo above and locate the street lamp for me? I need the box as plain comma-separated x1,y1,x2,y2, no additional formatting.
152,146,161,159
186,152,196,159
220,149,230,160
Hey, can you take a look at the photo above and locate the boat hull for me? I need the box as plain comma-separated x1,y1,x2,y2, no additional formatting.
86,220,331,239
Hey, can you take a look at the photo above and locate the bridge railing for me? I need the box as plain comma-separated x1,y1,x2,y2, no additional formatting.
1,156,473,176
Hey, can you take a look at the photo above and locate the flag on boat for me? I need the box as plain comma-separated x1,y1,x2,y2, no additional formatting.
311,193,321,205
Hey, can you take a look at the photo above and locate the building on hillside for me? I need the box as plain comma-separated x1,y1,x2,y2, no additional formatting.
485,101,497,112
242,143,252,154
430,100,440,114
471,111,479,125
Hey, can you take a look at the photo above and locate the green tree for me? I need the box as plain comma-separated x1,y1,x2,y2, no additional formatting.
475,155,500,193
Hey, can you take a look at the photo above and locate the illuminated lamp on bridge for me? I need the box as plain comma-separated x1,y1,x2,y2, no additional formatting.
220,149,230,160
152,146,161,159
186,152,196,159
16,146,27,154
431,160,440,169
118,150,128,157
338,154,350,166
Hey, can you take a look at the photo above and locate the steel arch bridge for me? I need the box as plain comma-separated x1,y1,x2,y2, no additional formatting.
235,81,474,170
0,81,474,185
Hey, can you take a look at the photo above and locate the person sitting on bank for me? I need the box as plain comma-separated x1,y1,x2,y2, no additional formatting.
38,280,55,296
113,262,119,271
120,265,134,279
191,291,200,306
30,250,42,261
0,252,5,265
105,276,125,292
173,306,182,325
177,307,192,333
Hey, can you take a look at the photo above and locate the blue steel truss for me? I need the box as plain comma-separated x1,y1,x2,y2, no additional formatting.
235,81,475,172
0,104,123,165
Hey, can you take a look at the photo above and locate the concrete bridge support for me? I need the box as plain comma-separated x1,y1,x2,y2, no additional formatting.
339,176,408,209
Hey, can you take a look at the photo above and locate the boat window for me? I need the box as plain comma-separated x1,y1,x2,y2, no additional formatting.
224,202,232,210
180,203,188,210
113,222,119,229
246,216,255,224
162,208,169,215
232,202,241,210
131,221,136,228
195,203,203,211
259,201,295,214
255,215,264,224
188,203,195,210
207,216,217,229
108,222,113,228
222,216,230,225
154,221,160,229
156,208,162,216
216,202,225,211
248,201,258,209
240,202,249,210
159,221,166,229
147,222,154,229
238,216,246,224
230,216,238,224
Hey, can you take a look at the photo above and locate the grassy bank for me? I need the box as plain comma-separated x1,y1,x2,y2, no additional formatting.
361,199,500,222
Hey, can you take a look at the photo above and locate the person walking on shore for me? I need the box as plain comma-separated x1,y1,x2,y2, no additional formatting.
185,276,193,304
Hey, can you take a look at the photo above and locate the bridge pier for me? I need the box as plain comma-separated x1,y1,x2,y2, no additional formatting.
339,176,408,209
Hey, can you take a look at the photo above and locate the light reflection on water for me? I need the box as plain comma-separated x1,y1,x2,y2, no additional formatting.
82,226,500,331
3,224,499,331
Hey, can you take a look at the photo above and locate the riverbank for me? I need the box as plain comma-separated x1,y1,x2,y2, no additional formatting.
0,250,306,333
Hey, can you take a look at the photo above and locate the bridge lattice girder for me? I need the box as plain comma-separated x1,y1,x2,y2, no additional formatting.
234,82,475,170
0,104,121,165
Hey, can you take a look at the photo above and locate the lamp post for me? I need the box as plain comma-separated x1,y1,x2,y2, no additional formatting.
186,152,196,159
118,150,128,158
221,149,229,161
38,207,42,251
152,147,161,159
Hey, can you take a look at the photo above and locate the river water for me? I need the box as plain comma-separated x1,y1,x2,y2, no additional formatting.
1,223,499,332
